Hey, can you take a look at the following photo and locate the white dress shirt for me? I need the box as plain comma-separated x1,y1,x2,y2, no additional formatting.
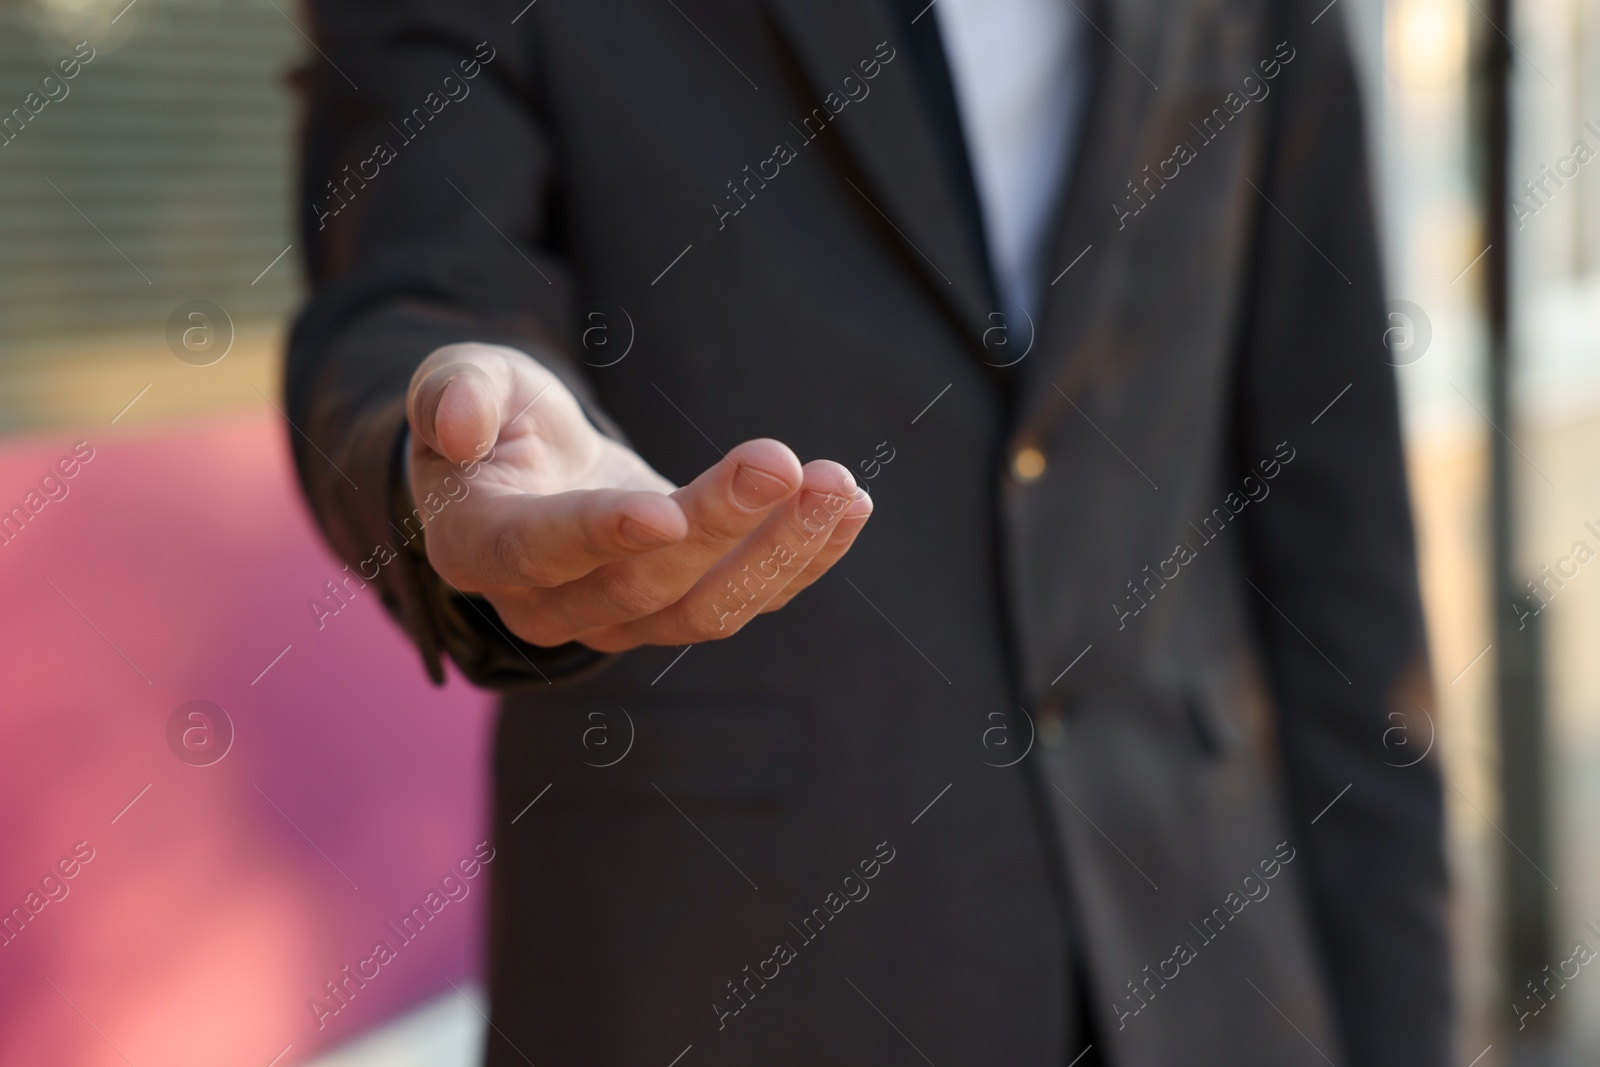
933,0,1085,320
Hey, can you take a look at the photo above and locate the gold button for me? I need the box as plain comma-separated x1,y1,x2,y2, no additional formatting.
1011,445,1047,484
1037,704,1066,749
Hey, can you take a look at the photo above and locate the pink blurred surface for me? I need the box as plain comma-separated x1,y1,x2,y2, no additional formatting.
0,411,495,1066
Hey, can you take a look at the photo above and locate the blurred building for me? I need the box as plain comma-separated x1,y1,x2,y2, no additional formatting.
0,0,299,432
1376,0,1600,1060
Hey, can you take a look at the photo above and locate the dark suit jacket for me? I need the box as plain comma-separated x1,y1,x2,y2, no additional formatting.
286,1,1452,1064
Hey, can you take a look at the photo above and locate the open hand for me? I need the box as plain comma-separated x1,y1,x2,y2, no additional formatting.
405,343,873,653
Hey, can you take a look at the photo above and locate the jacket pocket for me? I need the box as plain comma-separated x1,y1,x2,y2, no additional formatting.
496,695,803,811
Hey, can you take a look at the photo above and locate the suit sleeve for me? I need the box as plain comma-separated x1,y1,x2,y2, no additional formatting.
1234,12,1452,1067
286,0,616,688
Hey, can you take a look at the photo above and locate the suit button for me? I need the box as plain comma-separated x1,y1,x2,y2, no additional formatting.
1037,703,1065,749
1011,445,1047,484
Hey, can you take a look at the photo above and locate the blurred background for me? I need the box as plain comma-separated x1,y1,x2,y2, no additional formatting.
0,0,1595,1063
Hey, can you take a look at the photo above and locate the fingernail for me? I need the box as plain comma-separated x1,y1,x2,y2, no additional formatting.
618,517,675,549
844,491,874,518
797,489,851,533
732,465,793,508
813,462,858,501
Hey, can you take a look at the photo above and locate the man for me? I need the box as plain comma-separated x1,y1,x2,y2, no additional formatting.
287,0,1451,1064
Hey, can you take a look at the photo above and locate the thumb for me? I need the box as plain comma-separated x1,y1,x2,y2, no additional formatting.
408,358,503,465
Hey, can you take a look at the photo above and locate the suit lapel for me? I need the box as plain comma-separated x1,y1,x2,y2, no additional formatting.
1018,0,1188,427
761,0,997,350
